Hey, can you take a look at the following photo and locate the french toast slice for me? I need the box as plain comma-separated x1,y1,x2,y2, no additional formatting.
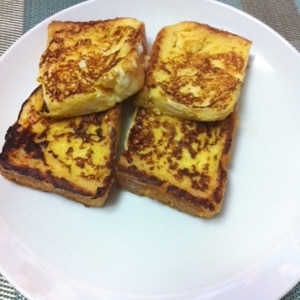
135,21,251,121
0,86,121,206
116,107,238,218
38,18,146,118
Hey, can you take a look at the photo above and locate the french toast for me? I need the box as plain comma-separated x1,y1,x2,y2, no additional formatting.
0,86,121,206
38,18,146,118
116,107,238,218
135,21,251,121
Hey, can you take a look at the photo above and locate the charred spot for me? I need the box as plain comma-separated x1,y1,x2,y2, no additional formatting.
117,165,163,187
66,147,73,156
192,174,210,191
211,52,245,73
0,161,44,182
2,125,45,161
49,171,93,196
213,167,227,204
167,185,215,211
123,151,133,164
75,157,85,168
48,150,58,159
127,113,154,153
96,185,109,198
145,174,163,186
41,101,50,113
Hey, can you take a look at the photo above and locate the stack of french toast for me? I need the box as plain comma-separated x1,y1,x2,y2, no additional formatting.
0,18,251,218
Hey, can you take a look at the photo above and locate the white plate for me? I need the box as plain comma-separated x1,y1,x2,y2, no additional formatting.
1,0,300,299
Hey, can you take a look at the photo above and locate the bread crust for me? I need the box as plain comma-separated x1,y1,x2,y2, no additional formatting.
116,107,238,218
38,18,147,118
0,86,121,206
135,21,251,121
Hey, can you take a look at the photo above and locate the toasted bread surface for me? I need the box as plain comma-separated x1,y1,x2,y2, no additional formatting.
135,21,251,121
116,107,238,218
0,86,121,206
38,18,146,118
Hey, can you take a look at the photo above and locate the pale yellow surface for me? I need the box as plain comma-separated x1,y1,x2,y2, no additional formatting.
38,18,146,118
18,87,117,194
135,21,252,121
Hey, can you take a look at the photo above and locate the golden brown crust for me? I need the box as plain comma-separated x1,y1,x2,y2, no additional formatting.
0,86,121,206
116,107,238,218
38,18,146,118
135,21,251,121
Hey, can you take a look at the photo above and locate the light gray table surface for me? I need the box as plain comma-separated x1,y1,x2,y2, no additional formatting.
0,0,300,299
